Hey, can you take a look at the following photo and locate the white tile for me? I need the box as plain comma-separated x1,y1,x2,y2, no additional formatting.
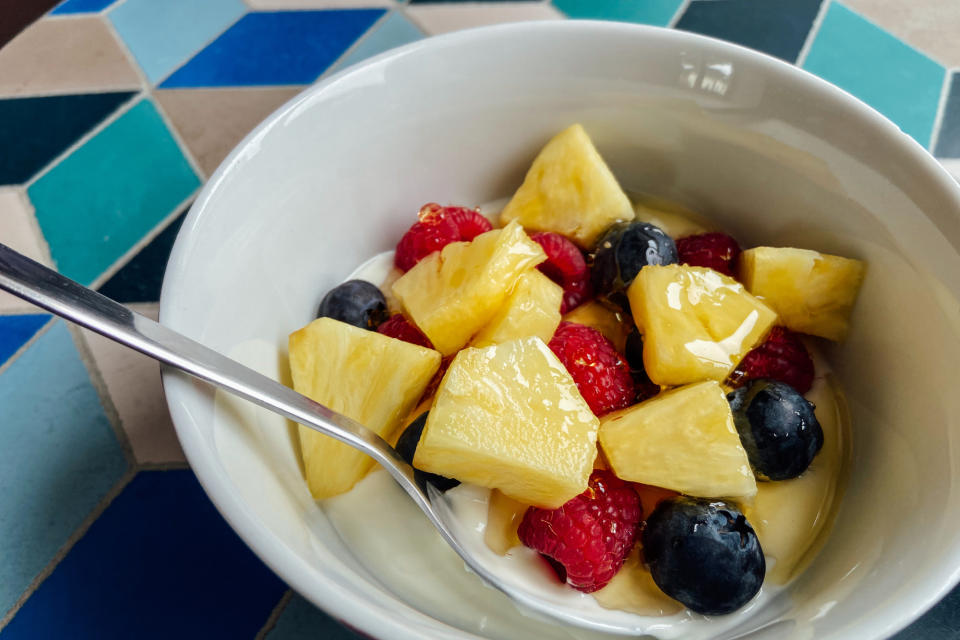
82,303,186,464
245,0,393,8
405,2,562,36
0,189,51,313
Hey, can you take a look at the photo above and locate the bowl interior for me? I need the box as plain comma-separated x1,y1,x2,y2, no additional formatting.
160,21,960,640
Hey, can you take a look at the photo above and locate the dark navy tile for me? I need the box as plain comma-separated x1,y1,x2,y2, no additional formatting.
934,73,960,158
265,594,365,640
675,0,823,62
0,314,49,368
51,0,117,14
1,470,287,640
0,92,135,185
97,205,188,303
892,581,960,639
160,10,385,88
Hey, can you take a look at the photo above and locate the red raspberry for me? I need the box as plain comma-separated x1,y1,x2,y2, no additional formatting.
530,232,592,313
518,470,642,593
548,322,635,417
729,326,815,393
394,204,492,272
377,315,433,349
676,233,741,277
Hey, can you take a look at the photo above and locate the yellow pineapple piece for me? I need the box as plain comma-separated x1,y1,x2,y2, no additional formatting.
593,548,684,616
599,381,756,499
632,196,713,240
499,124,634,248
471,270,562,348
627,264,777,386
392,221,545,356
484,490,528,555
562,300,631,352
739,247,865,341
289,318,441,499
414,337,599,508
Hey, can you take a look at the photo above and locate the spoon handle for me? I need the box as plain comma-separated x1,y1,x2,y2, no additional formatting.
0,242,409,475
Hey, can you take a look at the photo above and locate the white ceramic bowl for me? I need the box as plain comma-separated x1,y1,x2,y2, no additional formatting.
160,20,960,640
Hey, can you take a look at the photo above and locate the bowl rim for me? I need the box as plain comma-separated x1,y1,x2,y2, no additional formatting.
159,18,960,640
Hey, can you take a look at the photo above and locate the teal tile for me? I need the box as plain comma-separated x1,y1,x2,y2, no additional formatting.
552,0,683,26
27,98,200,286
802,2,944,147
0,322,127,617
330,11,423,74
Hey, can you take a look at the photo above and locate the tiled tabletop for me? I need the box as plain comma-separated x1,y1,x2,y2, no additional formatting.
1,1,959,638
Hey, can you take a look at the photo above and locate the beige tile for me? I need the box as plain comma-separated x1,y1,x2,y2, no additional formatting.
82,303,185,463
155,87,302,177
246,0,393,8
0,189,51,313
841,0,960,67
0,16,141,98
405,2,562,36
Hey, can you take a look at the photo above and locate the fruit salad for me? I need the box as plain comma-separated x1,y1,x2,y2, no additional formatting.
286,123,864,620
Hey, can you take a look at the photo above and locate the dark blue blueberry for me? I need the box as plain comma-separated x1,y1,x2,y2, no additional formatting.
316,279,388,330
395,412,459,493
642,497,764,615
727,379,823,481
625,328,659,402
591,221,677,298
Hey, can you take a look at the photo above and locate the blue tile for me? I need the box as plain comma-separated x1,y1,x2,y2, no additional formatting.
97,204,188,303
2,470,287,640
27,98,200,287
934,73,960,158
109,0,247,84
161,10,385,88
803,3,944,148
552,0,683,26
330,11,422,73
265,594,363,640
0,314,49,368
51,0,117,14
0,92,135,185
675,0,822,62
0,322,127,618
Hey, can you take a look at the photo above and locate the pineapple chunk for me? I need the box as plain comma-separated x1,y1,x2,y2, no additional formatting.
485,490,528,555
562,300,631,352
392,221,546,356
599,382,756,499
739,247,865,341
289,318,440,499
627,264,777,386
499,124,634,248
633,197,712,240
414,337,599,508
471,270,562,348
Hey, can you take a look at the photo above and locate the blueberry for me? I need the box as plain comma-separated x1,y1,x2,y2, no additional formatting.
316,280,388,330
395,412,459,492
642,497,764,615
727,379,823,481
591,221,678,297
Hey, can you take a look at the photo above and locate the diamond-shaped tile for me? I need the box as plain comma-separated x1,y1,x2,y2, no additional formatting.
1,470,286,638
160,10,385,88
27,98,200,287
51,0,118,14
109,0,247,84
0,92,135,185
247,0,391,7
0,314,49,369
0,321,127,618
675,0,823,62
265,594,364,639
802,3,944,148
552,0,683,26
155,87,300,176
840,0,960,68
0,189,52,313
406,2,562,35
934,73,960,158
0,17,140,98
329,11,423,73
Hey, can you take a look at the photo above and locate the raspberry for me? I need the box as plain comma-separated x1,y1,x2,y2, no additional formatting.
728,326,814,393
518,470,642,593
530,232,592,313
676,233,741,277
377,315,433,349
394,204,492,272
548,322,635,417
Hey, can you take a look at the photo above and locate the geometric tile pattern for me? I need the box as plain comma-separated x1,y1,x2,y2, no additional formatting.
3,1,960,638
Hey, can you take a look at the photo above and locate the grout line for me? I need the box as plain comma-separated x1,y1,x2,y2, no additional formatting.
0,316,56,378
0,86,141,100
794,0,831,67
150,10,249,89
10,186,57,280
0,468,137,632
104,0,131,14
315,6,394,81
928,69,954,155
667,0,692,28
253,590,294,640
150,95,208,180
